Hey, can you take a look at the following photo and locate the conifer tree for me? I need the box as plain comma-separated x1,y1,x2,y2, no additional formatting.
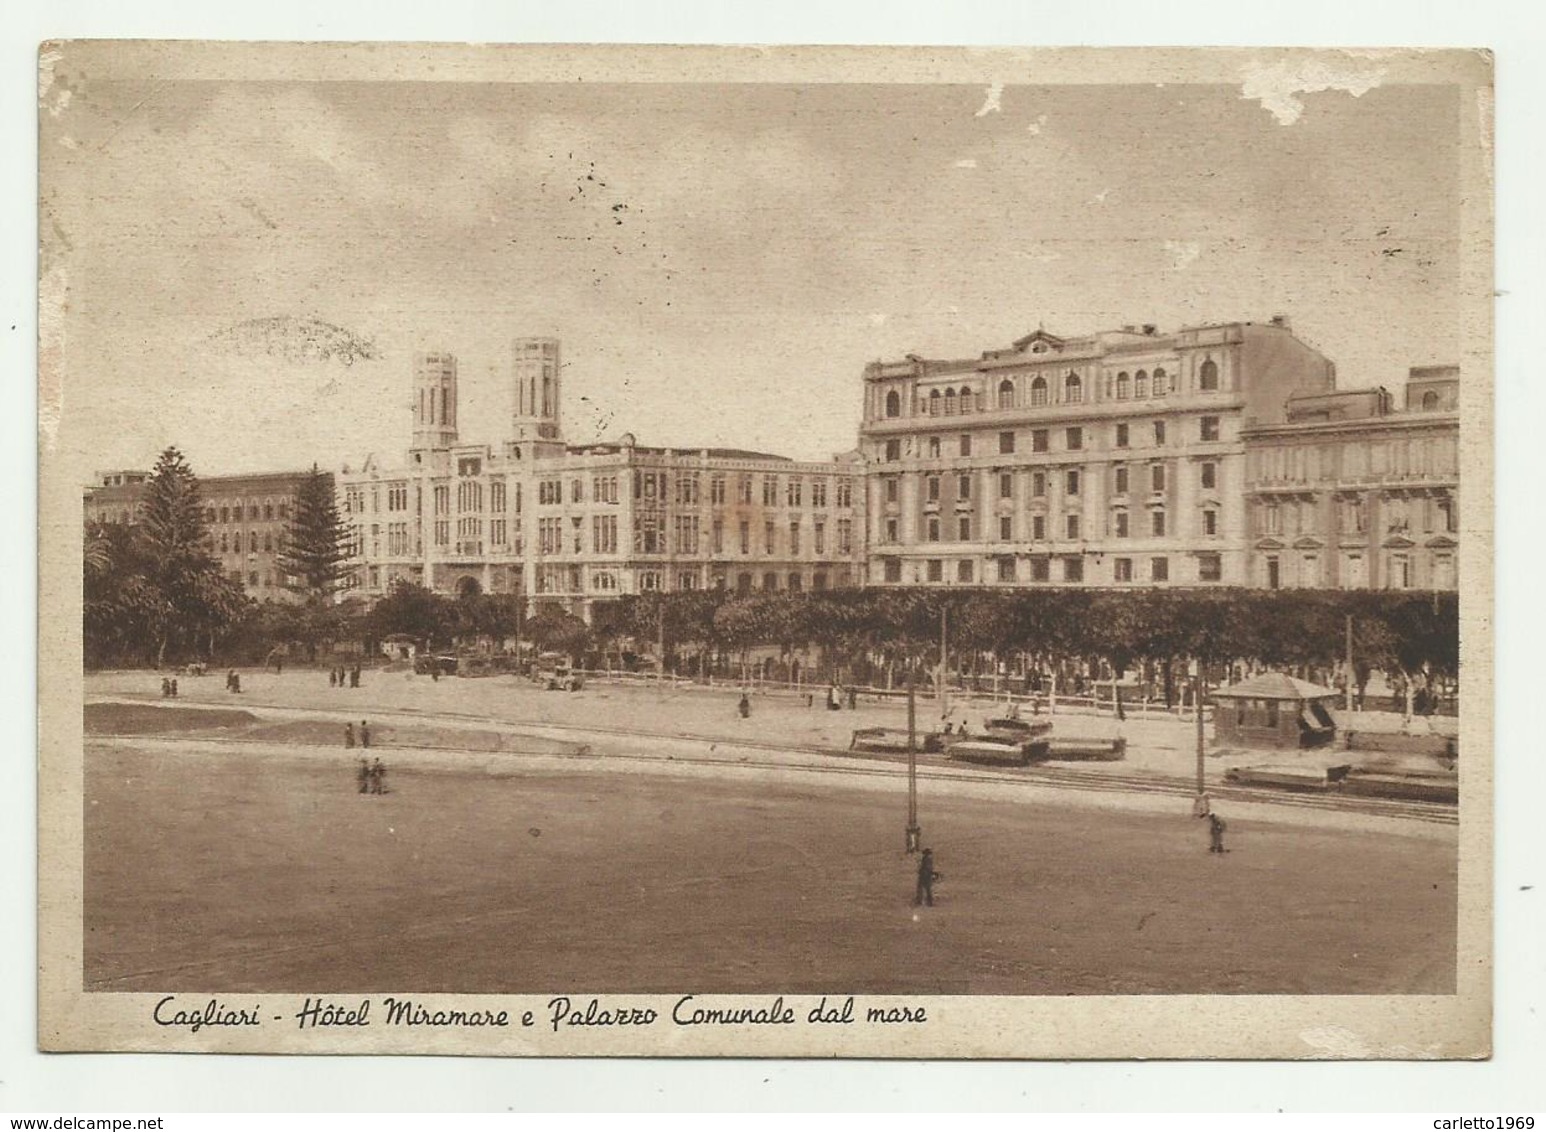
279,464,353,604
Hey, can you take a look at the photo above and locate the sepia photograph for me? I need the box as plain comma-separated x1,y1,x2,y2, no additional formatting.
36,41,1493,1059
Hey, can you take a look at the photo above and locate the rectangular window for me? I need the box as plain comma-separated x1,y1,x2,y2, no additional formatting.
999,516,1012,540
957,474,972,500
999,431,1015,454
786,478,803,507
1066,427,1083,451
1203,509,1218,536
813,521,826,554
1201,416,1220,442
927,560,943,582
789,520,801,554
927,517,941,542
883,558,903,583
1114,510,1129,538
1032,515,1045,540
710,475,726,504
957,560,974,583
884,517,899,543
885,477,899,504
928,436,941,458
1151,464,1166,492
837,519,853,555
1115,466,1129,495
1114,557,1133,582
960,434,972,457
812,479,828,507
1065,513,1081,540
1198,553,1222,582
836,481,853,508
1032,429,1049,453
927,476,940,503
997,557,1015,582
763,477,778,506
1201,461,1217,490
1152,510,1167,537
957,516,971,541
999,472,1013,499
1063,557,1084,582
1154,421,1167,446
738,475,754,504
1031,557,1050,582
739,520,750,554
765,521,776,554
1115,423,1129,448
711,519,724,554
1066,469,1080,496
1032,471,1046,497
1151,557,1169,582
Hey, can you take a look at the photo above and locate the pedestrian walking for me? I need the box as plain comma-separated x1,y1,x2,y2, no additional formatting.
370,757,387,794
329,668,337,687
1208,812,1228,854
738,693,751,718
913,848,941,907
360,720,371,749
356,757,370,793
352,665,361,688
344,722,355,749
846,686,857,710
170,677,178,697
161,677,171,698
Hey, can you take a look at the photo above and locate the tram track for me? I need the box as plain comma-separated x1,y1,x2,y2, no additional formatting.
90,692,1458,827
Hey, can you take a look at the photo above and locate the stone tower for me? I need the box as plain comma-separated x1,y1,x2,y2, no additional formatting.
411,351,459,451
510,337,563,442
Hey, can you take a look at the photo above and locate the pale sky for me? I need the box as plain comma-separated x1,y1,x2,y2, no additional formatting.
45,75,1461,475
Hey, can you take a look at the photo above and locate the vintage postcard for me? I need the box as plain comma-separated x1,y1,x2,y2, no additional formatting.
38,42,1493,1058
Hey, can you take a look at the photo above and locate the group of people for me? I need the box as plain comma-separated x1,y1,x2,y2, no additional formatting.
159,676,179,697
343,719,373,749
355,755,388,794
329,665,363,688
224,669,241,693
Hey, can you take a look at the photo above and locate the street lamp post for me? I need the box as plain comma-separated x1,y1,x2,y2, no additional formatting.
906,665,921,854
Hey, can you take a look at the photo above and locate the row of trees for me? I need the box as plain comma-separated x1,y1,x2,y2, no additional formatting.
85,448,353,668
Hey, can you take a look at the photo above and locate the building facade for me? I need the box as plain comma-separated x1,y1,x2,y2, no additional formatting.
856,318,1338,588
1241,366,1460,591
84,468,322,603
339,340,864,620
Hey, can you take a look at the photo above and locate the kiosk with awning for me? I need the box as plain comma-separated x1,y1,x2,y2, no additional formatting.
1211,672,1339,750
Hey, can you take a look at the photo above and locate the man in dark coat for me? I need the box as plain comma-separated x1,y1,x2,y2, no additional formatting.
914,848,940,907
370,757,387,794
1208,812,1228,854
344,722,355,749
360,720,371,749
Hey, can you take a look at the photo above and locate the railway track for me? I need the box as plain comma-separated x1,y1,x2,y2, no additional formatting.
91,693,1459,827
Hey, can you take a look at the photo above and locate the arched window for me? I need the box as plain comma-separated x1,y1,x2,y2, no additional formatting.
1153,367,1168,396
1422,390,1439,410
1116,372,1130,400
944,389,958,415
998,379,1014,409
929,389,941,416
1064,372,1083,403
885,390,901,418
961,387,977,413
1030,376,1048,406
1134,370,1148,399
1199,358,1219,391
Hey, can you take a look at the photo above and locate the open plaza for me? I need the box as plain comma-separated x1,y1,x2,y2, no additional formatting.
82,666,1458,997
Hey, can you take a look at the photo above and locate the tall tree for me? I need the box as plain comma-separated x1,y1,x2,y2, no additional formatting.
278,464,352,604
139,446,246,664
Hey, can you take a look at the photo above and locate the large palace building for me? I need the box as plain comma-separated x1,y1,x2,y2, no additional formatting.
84,468,322,603
855,317,1461,592
337,339,864,620
1240,366,1461,591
